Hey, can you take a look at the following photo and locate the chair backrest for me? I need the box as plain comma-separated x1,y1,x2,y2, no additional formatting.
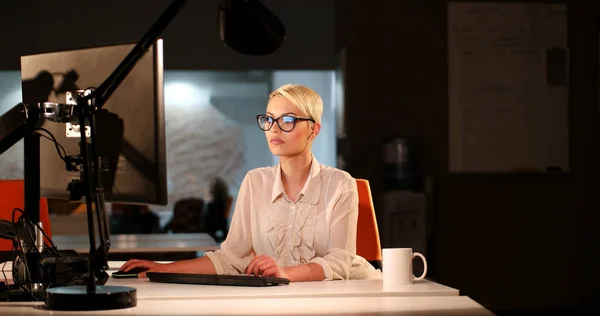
0,180,52,251
167,198,205,233
356,179,382,268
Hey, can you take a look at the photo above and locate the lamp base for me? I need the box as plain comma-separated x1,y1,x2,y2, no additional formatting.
45,285,136,311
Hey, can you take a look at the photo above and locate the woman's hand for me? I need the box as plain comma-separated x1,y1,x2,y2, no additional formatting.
245,255,288,279
119,259,168,278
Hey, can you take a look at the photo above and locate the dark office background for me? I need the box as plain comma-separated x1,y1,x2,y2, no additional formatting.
1,0,599,314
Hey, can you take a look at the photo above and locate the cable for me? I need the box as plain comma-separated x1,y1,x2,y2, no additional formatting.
12,208,62,264
2,243,14,298
13,208,63,259
30,221,63,260
34,127,67,162
12,256,38,301
35,128,66,159
38,134,66,161
12,209,32,286
11,209,36,301
11,208,59,297
11,209,93,291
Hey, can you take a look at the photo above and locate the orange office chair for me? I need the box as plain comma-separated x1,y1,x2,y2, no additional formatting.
356,179,382,269
0,180,52,251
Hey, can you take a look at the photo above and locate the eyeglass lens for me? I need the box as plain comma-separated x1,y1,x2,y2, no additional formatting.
257,115,296,131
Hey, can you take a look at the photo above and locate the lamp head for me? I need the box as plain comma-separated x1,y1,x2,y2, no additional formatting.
218,0,285,55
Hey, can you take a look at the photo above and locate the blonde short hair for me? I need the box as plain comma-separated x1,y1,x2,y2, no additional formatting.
269,84,323,123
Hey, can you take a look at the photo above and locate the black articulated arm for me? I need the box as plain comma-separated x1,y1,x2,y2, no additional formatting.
0,219,35,245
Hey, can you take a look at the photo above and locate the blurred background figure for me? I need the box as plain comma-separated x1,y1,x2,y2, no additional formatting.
204,177,232,242
110,203,161,234
164,198,205,233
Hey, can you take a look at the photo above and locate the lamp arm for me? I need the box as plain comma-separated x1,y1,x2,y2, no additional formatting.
0,220,34,244
85,0,189,109
73,0,189,293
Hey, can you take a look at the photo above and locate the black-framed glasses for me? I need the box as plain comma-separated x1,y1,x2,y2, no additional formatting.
256,114,315,132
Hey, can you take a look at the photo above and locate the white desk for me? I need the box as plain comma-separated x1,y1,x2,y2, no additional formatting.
51,233,219,253
0,296,494,315
103,261,458,299
0,261,459,299
107,276,459,300
0,262,490,315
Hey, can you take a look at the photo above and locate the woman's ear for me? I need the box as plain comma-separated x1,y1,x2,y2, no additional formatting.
310,122,321,139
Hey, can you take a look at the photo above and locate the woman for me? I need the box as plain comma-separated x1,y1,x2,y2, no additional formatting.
120,84,381,281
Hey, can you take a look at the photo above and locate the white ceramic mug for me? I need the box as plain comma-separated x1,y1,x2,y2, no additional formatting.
382,248,427,285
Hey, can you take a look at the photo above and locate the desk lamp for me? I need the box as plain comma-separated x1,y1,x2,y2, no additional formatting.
0,0,285,310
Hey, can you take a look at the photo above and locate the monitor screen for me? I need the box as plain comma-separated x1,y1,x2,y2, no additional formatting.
20,40,167,206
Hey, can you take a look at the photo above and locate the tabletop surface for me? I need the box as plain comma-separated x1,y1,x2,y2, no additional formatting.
106,271,460,299
0,262,489,315
0,261,460,299
51,233,219,253
0,296,493,316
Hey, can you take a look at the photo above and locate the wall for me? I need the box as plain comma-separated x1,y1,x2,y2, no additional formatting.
161,71,272,212
339,0,600,313
0,0,335,70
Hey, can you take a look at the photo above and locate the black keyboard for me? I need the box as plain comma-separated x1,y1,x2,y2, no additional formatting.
146,272,290,287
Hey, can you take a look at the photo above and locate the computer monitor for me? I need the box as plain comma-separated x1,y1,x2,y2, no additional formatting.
20,40,168,206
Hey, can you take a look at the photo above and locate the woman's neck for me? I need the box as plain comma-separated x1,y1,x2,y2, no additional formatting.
279,151,313,199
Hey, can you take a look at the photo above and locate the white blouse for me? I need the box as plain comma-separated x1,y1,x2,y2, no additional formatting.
205,156,382,280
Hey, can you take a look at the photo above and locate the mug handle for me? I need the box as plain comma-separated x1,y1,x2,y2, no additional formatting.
412,252,428,281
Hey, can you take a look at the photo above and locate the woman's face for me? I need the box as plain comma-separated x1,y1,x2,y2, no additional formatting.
264,96,319,158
